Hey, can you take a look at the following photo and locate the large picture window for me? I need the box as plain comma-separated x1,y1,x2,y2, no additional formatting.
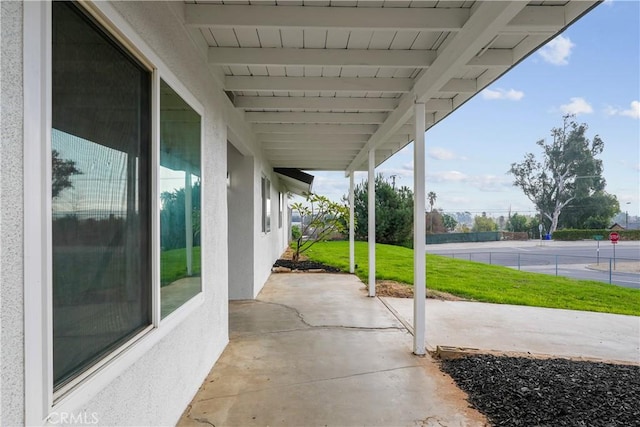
160,79,202,318
51,2,151,389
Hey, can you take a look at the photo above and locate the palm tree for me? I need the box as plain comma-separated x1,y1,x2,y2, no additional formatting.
427,191,437,212
427,191,437,233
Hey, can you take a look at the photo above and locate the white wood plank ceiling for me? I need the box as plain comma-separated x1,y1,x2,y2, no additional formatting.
182,0,598,172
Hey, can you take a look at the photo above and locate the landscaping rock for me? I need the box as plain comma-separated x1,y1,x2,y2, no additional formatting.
272,259,341,273
440,354,640,426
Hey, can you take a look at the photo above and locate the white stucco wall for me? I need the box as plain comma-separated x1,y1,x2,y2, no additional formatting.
2,1,233,425
229,139,289,301
1,1,290,424
1,2,25,425
253,166,290,298
227,142,255,300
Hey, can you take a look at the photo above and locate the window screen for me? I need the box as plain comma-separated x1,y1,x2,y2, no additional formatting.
52,2,151,388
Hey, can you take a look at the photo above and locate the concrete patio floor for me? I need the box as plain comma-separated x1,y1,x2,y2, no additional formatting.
178,273,487,427
178,272,639,426
381,298,640,364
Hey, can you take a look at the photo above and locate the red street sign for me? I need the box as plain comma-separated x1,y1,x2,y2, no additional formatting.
609,232,620,244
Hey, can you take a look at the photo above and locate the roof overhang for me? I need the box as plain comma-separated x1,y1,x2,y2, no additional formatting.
182,0,600,174
274,168,314,195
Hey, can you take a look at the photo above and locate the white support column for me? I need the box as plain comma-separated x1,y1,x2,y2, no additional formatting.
349,172,355,274
413,102,426,355
368,149,376,297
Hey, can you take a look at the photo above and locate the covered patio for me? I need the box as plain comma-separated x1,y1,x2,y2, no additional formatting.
196,0,600,354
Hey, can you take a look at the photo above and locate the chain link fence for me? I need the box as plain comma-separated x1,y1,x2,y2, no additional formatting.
440,252,639,286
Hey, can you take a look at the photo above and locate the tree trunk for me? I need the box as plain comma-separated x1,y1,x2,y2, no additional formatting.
293,237,302,262
550,209,561,234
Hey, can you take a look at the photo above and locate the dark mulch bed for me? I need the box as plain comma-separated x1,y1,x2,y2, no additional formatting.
440,354,640,427
273,259,342,273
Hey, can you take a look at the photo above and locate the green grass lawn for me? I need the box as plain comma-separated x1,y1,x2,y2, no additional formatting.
161,246,201,286
302,240,640,316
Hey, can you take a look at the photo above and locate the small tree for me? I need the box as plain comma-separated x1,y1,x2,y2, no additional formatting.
425,210,445,234
442,213,458,232
507,213,529,232
472,213,498,232
290,193,349,262
352,174,413,247
457,223,471,233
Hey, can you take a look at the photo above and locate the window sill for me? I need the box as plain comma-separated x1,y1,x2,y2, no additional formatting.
50,293,204,419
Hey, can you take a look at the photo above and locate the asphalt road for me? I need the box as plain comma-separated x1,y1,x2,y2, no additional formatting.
426,240,640,289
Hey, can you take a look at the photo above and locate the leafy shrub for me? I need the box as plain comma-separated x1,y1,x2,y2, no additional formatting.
552,229,639,241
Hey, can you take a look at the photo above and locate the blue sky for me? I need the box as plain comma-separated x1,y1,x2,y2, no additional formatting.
305,0,640,218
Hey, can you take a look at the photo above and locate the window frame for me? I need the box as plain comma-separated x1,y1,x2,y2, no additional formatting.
278,192,284,229
158,77,204,320
261,176,271,233
23,2,205,423
51,1,155,391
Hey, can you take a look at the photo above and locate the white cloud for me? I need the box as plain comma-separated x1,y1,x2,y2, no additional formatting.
538,35,575,65
481,88,525,101
379,167,413,180
560,97,593,115
427,171,468,183
426,171,513,192
606,100,640,119
428,147,457,160
472,175,513,192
